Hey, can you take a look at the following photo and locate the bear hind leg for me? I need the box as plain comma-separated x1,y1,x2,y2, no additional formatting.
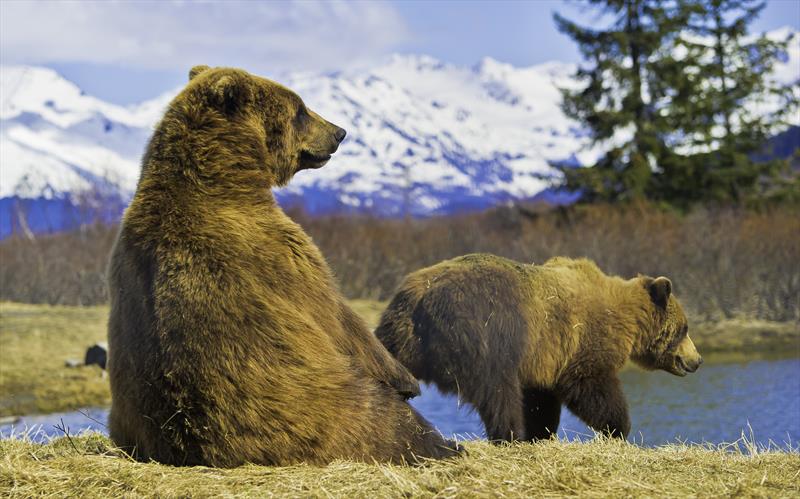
474,380,525,442
522,387,561,441
376,392,464,463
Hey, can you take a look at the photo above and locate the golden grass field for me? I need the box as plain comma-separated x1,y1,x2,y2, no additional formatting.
1,433,798,498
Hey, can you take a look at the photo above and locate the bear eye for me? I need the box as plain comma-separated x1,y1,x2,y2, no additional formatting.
293,105,309,130
672,324,688,347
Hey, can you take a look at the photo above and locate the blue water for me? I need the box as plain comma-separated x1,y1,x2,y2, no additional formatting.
3,358,798,448
411,357,800,447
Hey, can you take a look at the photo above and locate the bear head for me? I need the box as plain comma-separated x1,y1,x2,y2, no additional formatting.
184,65,346,187
631,276,703,376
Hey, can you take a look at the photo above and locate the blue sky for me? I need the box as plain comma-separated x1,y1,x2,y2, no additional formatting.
2,0,798,105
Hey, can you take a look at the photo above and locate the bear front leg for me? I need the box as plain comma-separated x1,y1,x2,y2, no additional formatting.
522,387,561,440
561,373,630,439
337,301,421,398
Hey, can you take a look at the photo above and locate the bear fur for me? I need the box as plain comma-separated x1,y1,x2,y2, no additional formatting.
375,254,703,442
107,66,460,467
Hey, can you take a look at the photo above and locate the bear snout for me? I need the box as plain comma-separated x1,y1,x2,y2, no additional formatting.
334,126,346,143
683,355,703,373
673,335,702,375
672,353,702,376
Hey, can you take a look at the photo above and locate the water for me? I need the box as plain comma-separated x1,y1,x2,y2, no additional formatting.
1,407,108,442
3,357,798,448
411,356,800,447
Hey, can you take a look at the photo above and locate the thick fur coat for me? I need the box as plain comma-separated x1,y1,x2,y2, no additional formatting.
375,254,703,441
107,66,459,466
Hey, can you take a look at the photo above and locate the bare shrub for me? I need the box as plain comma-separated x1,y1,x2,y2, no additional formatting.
293,203,799,322
0,223,117,306
1,203,797,321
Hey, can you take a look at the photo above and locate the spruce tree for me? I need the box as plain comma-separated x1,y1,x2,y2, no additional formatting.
655,0,797,205
553,0,688,202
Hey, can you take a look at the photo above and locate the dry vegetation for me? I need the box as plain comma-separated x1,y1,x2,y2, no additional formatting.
1,433,798,498
691,318,800,354
299,203,800,323
0,224,117,306
2,203,798,323
1,202,797,416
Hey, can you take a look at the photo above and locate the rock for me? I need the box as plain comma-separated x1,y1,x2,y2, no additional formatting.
84,342,108,370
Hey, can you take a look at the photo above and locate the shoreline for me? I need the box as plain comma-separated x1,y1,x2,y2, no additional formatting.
1,301,798,418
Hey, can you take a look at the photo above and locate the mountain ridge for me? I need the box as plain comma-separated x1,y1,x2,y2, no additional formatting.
1,28,798,237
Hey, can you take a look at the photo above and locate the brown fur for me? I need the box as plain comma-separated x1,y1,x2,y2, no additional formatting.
375,254,703,441
107,66,459,467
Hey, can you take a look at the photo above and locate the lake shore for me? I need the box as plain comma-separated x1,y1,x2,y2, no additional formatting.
1,433,798,498
0,301,797,418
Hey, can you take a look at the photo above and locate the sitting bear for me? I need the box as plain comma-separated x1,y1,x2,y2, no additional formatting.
375,254,703,442
107,66,460,467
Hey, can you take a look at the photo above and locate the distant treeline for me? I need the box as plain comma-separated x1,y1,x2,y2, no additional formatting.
1,203,797,322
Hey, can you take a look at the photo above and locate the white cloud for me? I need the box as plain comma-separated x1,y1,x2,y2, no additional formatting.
0,0,409,73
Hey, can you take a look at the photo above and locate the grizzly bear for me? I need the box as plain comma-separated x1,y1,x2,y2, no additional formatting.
375,254,703,442
107,66,460,467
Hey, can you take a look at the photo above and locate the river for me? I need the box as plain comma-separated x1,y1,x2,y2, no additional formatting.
3,356,798,449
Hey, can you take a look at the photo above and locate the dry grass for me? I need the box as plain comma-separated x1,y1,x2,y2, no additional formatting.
2,303,798,497
347,299,388,329
0,434,798,498
1,302,797,418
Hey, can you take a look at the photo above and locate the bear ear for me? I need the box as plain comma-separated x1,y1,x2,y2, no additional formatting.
209,73,251,115
189,65,210,81
647,277,672,308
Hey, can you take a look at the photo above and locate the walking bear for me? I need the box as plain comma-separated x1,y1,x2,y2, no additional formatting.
107,66,460,467
375,254,703,442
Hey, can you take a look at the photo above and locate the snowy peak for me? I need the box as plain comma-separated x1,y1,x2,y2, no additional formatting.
0,65,163,129
277,54,592,214
0,66,154,201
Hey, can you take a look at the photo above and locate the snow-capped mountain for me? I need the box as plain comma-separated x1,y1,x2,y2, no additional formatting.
1,28,798,237
0,57,590,236
280,55,600,215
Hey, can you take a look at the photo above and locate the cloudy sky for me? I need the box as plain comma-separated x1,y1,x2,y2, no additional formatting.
1,0,798,104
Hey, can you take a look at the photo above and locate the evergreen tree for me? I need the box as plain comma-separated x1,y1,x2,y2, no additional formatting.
555,0,797,206
553,0,689,202
655,0,797,205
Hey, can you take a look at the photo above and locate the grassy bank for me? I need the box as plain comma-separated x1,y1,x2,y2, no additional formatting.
0,301,797,417
1,434,798,498
691,318,800,354
0,301,386,417
0,303,110,417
